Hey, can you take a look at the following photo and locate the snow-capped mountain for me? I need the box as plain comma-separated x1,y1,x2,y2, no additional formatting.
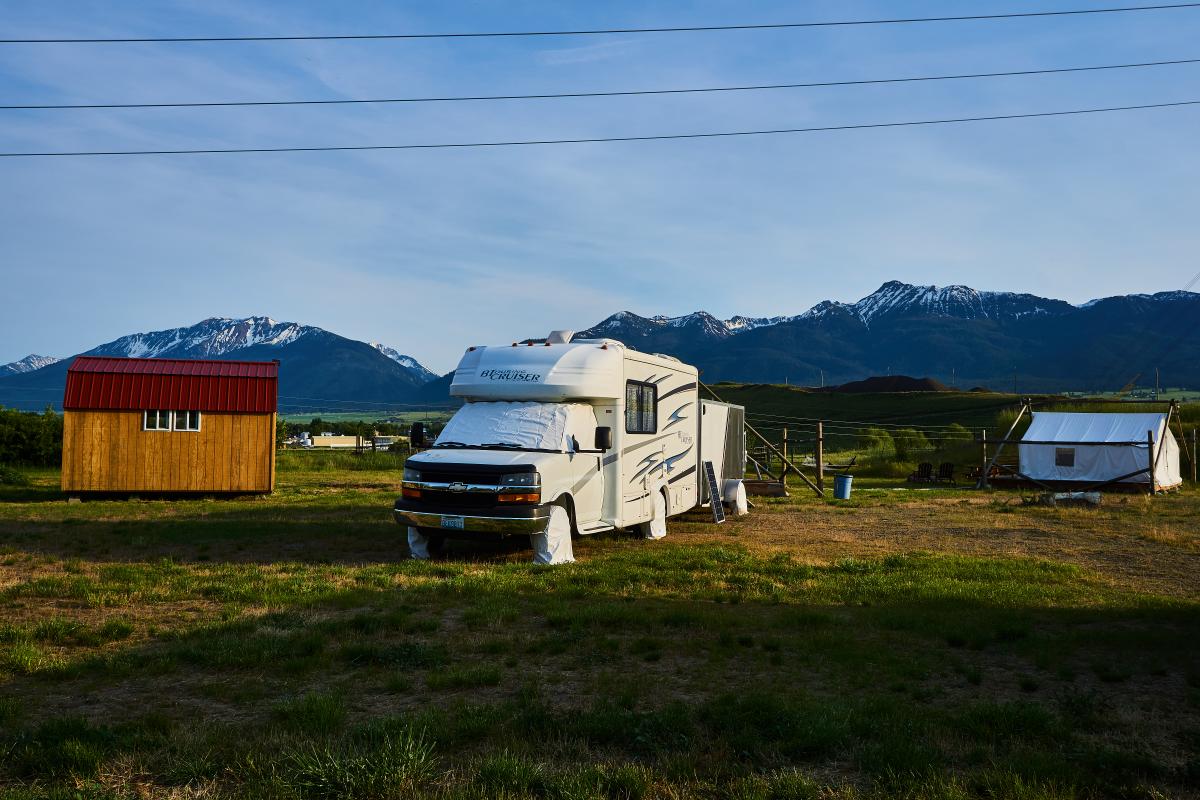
582,282,1077,343
573,281,1200,391
579,310,798,341
3,284,1198,407
371,343,437,383
1,354,60,376
0,317,443,411
88,316,309,359
808,281,1075,326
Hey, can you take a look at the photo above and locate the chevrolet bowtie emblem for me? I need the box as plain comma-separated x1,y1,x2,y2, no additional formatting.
447,482,468,493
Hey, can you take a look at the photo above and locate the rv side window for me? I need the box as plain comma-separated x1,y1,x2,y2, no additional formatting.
1055,447,1075,467
625,381,657,434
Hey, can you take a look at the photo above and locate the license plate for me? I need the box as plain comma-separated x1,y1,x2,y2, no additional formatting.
440,516,465,530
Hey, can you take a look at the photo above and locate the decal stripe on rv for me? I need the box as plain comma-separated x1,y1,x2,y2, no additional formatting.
658,382,697,402
668,465,697,484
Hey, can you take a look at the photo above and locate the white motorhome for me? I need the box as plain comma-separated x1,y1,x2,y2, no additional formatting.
393,331,746,563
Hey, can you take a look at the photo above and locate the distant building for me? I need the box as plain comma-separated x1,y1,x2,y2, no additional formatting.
61,357,279,494
307,435,363,449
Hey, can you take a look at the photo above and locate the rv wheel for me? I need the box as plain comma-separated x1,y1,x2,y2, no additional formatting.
530,504,575,565
642,490,667,540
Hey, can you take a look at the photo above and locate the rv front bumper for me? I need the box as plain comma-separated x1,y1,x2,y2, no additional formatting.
392,499,552,537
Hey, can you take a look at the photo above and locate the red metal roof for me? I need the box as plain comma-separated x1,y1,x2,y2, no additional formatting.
64,356,278,413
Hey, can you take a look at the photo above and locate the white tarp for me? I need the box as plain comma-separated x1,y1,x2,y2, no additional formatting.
436,401,596,452
530,505,575,564
1018,412,1181,488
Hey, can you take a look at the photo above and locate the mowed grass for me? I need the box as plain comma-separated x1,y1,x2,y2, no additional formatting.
0,467,1198,798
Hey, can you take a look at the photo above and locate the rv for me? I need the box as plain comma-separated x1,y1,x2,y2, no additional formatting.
393,331,747,563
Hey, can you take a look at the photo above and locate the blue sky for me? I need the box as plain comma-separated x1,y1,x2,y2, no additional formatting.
1,1,1198,372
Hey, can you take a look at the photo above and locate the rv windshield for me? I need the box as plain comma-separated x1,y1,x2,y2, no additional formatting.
434,401,596,452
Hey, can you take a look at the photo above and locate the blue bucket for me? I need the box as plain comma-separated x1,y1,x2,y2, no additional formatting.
833,474,853,500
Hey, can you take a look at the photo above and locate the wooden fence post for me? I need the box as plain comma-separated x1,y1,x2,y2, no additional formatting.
1147,430,1156,495
815,422,824,493
980,429,987,484
781,427,788,480
1193,429,1198,484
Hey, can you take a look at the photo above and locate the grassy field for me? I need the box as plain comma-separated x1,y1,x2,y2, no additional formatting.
0,463,1198,799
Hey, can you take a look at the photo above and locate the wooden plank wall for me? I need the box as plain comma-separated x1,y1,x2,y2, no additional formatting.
61,411,275,493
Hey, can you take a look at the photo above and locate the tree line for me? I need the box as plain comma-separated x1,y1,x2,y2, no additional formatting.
0,407,63,466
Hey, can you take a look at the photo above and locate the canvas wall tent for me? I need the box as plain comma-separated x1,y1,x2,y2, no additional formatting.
1017,412,1181,491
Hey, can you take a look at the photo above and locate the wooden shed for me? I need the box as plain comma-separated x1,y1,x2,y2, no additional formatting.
61,356,279,494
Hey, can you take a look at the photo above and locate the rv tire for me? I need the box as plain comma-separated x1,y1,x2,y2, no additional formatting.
642,489,668,540
554,495,579,537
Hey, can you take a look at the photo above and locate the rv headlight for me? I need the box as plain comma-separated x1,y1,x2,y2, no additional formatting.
497,471,540,504
499,472,539,488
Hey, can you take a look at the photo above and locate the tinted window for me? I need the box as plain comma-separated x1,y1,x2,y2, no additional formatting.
174,410,201,431
625,381,657,434
1055,447,1075,467
144,410,170,431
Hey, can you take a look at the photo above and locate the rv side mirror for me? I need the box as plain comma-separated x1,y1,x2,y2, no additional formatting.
410,422,426,448
594,426,612,451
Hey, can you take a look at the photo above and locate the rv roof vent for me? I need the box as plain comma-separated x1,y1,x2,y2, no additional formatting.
653,353,682,363
546,330,574,345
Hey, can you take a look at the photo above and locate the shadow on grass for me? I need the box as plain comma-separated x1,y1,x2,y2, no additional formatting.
1,556,1197,797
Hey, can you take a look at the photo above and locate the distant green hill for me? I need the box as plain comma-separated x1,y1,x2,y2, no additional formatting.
710,383,1022,430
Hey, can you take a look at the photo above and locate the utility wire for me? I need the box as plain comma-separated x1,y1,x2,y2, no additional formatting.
2,99,1197,158
6,57,1198,110
3,4,1197,43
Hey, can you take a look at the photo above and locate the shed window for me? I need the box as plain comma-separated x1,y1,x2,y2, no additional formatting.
174,410,201,432
144,410,171,431
1055,447,1075,468
625,381,657,434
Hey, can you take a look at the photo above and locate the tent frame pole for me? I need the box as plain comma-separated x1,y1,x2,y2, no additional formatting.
1078,466,1153,493
1152,400,1177,492
977,400,1030,489
1147,430,1157,495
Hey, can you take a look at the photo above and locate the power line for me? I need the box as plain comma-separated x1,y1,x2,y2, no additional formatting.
2,99,1197,158
7,57,1198,111
4,4,1197,43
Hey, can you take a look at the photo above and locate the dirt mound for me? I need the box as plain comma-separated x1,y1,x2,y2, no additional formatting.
829,375,949,393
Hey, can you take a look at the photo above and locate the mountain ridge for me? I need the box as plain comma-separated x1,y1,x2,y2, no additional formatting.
575,281,1200,391
0,317,441,411
1,354,60,376
3,282,1197,409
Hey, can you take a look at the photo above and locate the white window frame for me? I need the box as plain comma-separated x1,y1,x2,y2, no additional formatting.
173,410,202,432
143,410,171,431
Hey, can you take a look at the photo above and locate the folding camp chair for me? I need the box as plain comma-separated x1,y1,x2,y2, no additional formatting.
907,462,934,483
